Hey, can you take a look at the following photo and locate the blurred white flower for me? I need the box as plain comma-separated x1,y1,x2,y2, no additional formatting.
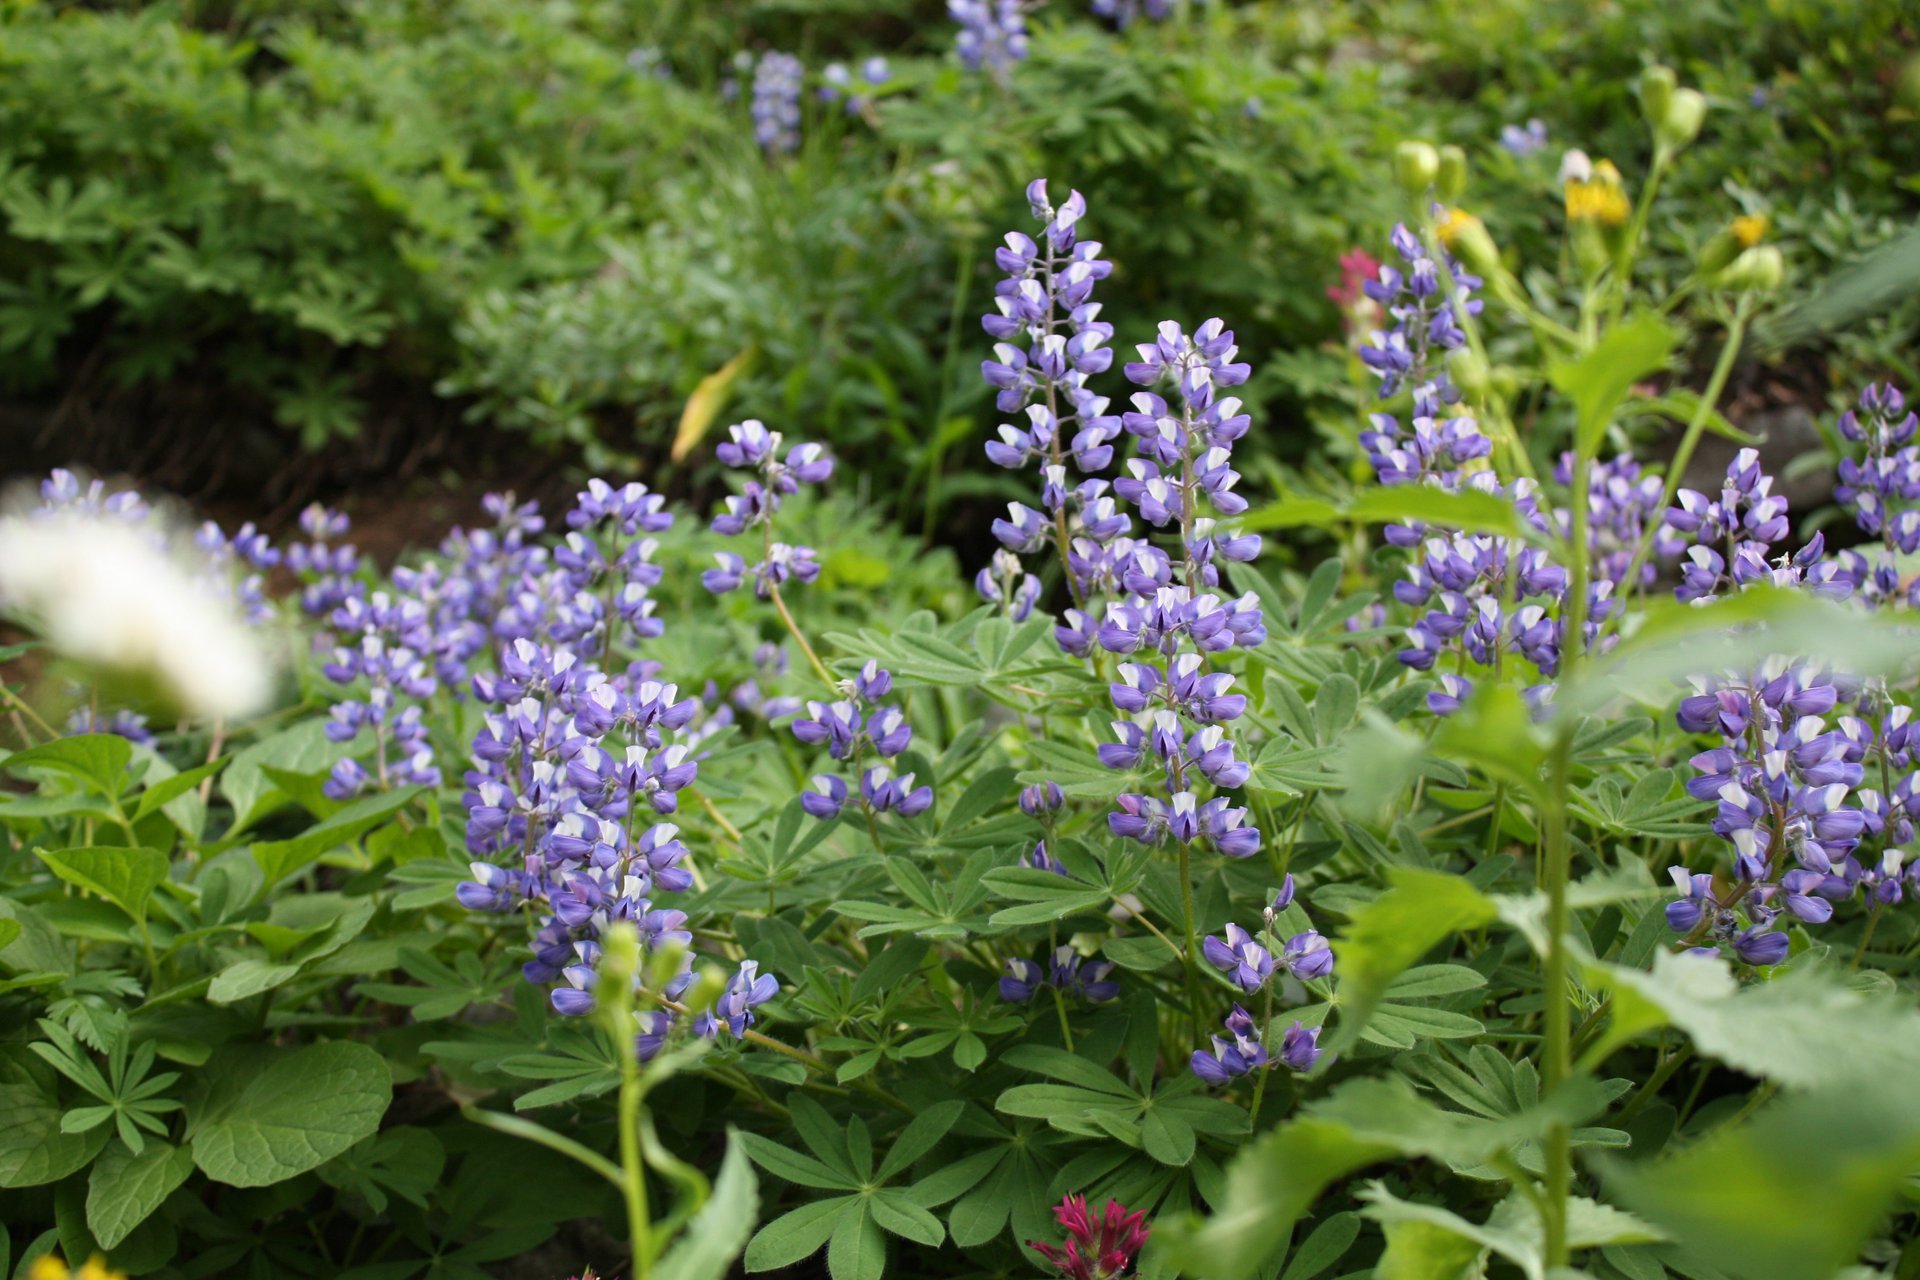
0,509,274,720
1557,148,1593,186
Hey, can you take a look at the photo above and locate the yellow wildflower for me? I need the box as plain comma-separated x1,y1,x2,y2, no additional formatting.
1564,172,1630,227
1433,206,1481,249
27,1255,127,1280
1732,213,1769,246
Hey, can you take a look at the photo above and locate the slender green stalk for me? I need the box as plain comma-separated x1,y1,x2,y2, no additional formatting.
1246,976,1276,1132
1609,296,1755,616
1178,841,1204,1047
616,1036,654,1278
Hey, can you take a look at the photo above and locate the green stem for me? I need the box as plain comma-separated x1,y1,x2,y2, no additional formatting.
615,1015,653,1277
1610,296,1755,618
1178,841,1204,1046
1246,977,1276,1132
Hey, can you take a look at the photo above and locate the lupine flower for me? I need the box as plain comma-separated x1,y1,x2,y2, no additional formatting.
1000,946,1119,1004
1191,1003,1267,1084
65,706,154,745
1278,1021,1324,1072
951,0,1027,77
1358,223,1481,401
1499,118,1549,157
704,422,832,599
1091,0,1177,26
1029,1194,1151,1280
976,180,1123,613
749,52,804,155
1202,923,1275,993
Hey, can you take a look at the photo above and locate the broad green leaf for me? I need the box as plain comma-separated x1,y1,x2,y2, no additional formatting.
1328,869,1497,1053
86,1140,194,1248
0,899,69,976
188,1042,391,1187
221,720,350,837
131,754,227,823
1345,486,1530,539
1604,1078,1920,1280
36,846,169,925
1555,588,1918,723
745,1197,854,1273
655,1130,759,1280
1586,952,1920,1086
1375,1215,1487,1280
2,733,131,796
1364,1185,1661,1280
1549,311,1679,454
250,785,424,884
0,1076,111,1188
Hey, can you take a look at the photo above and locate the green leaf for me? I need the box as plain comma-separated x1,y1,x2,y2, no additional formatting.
1141,1106,1196,1166
1604,1077,1920,1280
1374,1214,1487,1280
132,754,228,823
188,1042,391,1187
2,734,131,796
86,1140,194,1248
1364,1185,1660,1280
221,720,350,837
1328,869,1497,1053
738,1132,859,1191
1344,486,1529,539
1279,1211,1360,1280
655,1130,759,1280
250,785,424,884
1549,311,1679,454
36,846,169,925
869,1190,945,1247
828,1201,886,1280
745,1197,854,1273
1586,952,1920,1086
0,1078,111,1188
876,1100,964,1182
940,766,1019,833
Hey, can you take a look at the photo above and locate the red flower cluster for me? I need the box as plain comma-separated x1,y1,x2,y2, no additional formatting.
1028,1193,1151,1280
1326,247,1382,311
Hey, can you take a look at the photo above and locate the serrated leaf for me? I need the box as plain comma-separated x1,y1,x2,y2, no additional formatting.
36,846,169,925
655,1130,759,1280
2,734,131,796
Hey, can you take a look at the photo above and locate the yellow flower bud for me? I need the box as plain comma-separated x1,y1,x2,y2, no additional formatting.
1732,213,1769,247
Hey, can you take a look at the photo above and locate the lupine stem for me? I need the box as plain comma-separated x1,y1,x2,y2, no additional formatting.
767,579,836,690
1177,840,1205,1047
1246,976,1276,1132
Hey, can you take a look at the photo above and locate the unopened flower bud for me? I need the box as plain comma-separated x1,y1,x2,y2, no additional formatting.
1719,245,1784,293
1449,348,1491,400
1436,145,1468,202
1639,66,1678,128
681,962,731,1016
1442,209,1501,279
594,922,642,1011
1394,141,1439,195
1697,228,1741,277
1656,88,1707,151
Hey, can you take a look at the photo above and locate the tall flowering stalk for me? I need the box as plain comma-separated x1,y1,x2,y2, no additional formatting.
980,179,1120,615
456,480,776,1061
